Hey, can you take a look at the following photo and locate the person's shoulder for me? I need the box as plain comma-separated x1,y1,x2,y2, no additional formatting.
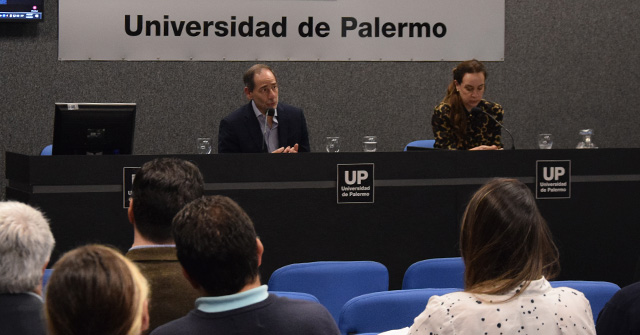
268,295,338,332
269,294,330,313
149,312,193,335
428,290,473,305
433,102,452,122
480,100,503,113
0,293,44,309
125,246,177,261
223,103,253,122
604,281,640,309
596,282,640,335
546,284,592,305
434,101,451,113
277,103,303,114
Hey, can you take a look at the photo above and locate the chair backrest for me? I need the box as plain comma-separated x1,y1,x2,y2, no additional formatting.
549,280,621,322
402,257,465,289
267,261,389,322
269,291,321,303
42,268,54,294
41,144,53,156
339,288,460,335
403,140,435,151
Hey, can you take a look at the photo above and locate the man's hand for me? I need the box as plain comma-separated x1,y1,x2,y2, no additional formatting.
272,143,299,153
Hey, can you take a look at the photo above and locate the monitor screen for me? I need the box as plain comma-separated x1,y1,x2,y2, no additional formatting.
0,0,43,22
52,103,136,155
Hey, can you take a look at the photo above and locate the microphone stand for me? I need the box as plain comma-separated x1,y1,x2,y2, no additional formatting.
262,108,276,152
472,107,516,150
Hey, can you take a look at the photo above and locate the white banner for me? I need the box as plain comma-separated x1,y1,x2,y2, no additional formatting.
58,0,504,61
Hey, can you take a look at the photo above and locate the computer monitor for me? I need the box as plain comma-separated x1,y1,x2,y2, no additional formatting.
52,103,136,155
0,0,43,22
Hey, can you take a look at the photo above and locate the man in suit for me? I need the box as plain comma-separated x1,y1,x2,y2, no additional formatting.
125,158,205,334
0,201,55,335
151,195,338,335
218,64,310,153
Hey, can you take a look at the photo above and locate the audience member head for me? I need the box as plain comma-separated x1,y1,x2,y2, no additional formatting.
460,178,559,297
443,59,488,145
45,244,149,335
0,201,55,294
130,158,204,244
172,195,263,296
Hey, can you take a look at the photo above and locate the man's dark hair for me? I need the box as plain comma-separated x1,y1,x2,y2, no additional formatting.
243,64,275,92
172,195,259,296
131,158,204,243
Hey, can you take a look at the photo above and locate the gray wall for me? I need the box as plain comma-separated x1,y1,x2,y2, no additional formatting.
1,0,639,196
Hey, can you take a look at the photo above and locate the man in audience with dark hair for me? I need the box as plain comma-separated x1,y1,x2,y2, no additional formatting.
151,195,339,335
0,201,55,335
126,157,205,333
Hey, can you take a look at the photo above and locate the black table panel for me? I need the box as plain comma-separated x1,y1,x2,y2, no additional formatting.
6,149,640,289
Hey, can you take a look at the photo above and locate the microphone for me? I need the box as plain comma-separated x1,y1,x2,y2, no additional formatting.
262,108,276,152
266,108,275,117
471,107,516,150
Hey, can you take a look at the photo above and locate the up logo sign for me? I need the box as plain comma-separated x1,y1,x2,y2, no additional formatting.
337,163,374,204
536,160,571,199
122,167,140,208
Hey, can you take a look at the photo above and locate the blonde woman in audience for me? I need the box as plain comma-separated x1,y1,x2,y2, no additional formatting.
45,244,150,335
382,178,595,335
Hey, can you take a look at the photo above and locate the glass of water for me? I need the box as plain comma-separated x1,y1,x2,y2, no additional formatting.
537,134,553,149
363,136,377,152
197,138,212,154
326,137,340,153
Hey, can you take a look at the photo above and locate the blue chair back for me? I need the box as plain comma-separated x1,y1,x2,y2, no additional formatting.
268,261,389,323
338,288,460,335
549,280,620,322
402,257,465,289
42,268,54,295
404,140,435,151
41,144,53,156
269,291,321,303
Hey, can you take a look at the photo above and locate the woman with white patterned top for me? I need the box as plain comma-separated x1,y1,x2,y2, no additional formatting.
381,179,596,335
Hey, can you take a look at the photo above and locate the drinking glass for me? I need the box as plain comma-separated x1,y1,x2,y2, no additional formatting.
363,136,377,152
576,129,597,149
197,137,212,154
325,137,340,153
537,134,553,149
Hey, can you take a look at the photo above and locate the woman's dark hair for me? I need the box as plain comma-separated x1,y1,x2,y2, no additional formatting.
443,59,487,147
460,178,560,299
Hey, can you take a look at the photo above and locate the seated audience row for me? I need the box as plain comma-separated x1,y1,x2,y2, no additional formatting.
1,159,636,335
43,194,338,335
